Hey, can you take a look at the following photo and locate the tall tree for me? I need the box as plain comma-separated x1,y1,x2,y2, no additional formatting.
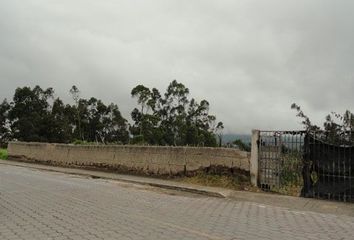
47,98,73,143
0,99,11,147
100,103,129,144
0,85,130,145
131,85,152,137
130,80,223,147
8,86,54,142
69,85,83,140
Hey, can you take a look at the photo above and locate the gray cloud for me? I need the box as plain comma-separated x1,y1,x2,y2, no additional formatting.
0,0,353,134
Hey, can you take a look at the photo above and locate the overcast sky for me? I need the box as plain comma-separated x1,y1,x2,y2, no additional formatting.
0,0,353,134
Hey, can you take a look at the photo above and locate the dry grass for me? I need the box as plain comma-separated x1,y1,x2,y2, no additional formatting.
178,170,301,195
177,172,254,191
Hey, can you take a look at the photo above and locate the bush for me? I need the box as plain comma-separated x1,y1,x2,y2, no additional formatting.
72,140,101,145
130,135,146,145
0,148,8,160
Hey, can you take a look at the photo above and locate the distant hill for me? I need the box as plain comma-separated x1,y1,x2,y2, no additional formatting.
222,134,251,145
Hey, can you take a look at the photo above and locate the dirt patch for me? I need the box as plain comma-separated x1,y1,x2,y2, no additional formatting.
8,156,250,178
175,166,255,191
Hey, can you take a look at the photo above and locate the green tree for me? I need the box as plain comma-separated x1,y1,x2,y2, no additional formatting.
291,103,354,143
130,85,162,144
8,86,54,142
232,139,251,152
82,98,129,144
0,99,11,147
1,85,130,145
69,85,83,140
48,98,73,143
131,85,152,115
100,103,129,144
130,80,223,147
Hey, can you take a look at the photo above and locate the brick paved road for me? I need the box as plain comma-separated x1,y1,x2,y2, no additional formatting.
1,165,354,240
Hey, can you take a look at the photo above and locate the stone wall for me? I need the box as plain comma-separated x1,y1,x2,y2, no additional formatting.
7,142,250,176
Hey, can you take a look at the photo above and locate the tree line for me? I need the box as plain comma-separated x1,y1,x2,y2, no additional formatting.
0,80,224,147
291,103,354,143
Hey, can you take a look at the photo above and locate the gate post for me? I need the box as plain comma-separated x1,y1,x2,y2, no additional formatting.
250,129,260,186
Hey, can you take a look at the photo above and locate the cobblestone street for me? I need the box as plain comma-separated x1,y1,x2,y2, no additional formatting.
1,164,354,240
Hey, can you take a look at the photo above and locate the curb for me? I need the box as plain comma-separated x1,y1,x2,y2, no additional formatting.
0,160,225,198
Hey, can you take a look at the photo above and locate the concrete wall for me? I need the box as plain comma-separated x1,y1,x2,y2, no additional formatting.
8,142,250,176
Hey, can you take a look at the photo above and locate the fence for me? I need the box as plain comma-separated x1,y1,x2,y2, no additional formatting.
258,131,305,196
256,130,354,202
303,132,354,202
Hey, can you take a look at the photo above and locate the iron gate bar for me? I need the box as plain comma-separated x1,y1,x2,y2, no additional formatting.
258,131,305,194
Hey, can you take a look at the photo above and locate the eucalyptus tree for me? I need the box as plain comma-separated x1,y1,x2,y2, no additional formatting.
100,103,129,144
82,98,129,144
69,85,83,140
162,80,190,145
0,99,11,146
131,85,153,137
47,98,73,143
130,80,224,147
1,85,130,145
131,85,152,115
8,86,54,142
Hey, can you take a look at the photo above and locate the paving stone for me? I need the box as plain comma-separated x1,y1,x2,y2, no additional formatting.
0,165,354,240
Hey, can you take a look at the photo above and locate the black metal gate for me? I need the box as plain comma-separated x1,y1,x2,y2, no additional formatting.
302,132,354,202
258,131,305,196
258,130,354,202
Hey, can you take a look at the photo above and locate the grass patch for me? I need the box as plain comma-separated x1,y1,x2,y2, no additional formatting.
177,172,254,191
0,148,8,160
276,151,303,196
271,183,303,197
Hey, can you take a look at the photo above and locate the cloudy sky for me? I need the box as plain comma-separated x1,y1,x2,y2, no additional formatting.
0,0,353,134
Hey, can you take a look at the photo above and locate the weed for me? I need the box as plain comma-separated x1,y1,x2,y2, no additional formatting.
178,171,252,191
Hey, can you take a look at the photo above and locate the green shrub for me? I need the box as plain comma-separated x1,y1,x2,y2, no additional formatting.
130,135,146,145
0,148,8,160
73,139,88,145
72,140,100,145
